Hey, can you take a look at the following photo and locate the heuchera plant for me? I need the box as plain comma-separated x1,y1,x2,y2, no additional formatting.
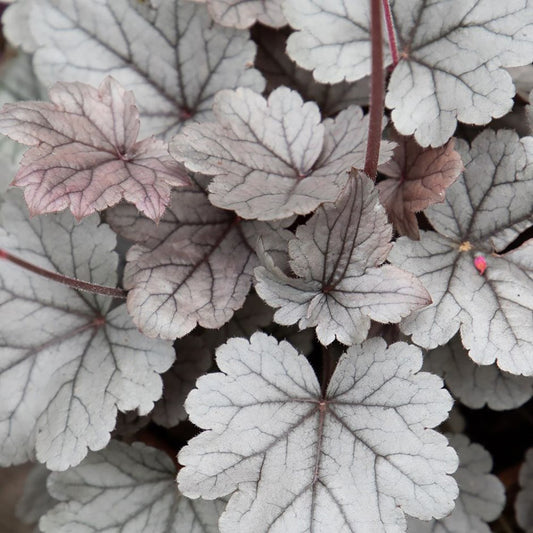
0,0,531,531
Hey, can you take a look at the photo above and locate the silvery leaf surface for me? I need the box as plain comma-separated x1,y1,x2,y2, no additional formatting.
192,0,286,29
255,172,430,345
40,440,225,533
390,130,533,375
284,0,533,146
408,434,505,533
179,333,458,532
107,180,284,339
0,77,189,221
12,0,264,138
425,335,533,410
0,191,174,470
171,87,393,220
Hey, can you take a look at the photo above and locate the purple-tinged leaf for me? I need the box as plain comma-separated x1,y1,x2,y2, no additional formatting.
171,87,393,220
9,0,264,139
255,171,431,345
193,0,286,29
284,0,533,146
40,440,225,533
516,448,533,533
408,434,505,533
0,77,190,221
107,180,288,339
179,333,458,531
253,26,370,117
425,335,533,410
378,135,463,239
0,191,174,470
390,130,533,375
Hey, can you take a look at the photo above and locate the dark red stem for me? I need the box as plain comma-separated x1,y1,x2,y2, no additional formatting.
382,0,399,67
0,248,127,298
364,0,385,180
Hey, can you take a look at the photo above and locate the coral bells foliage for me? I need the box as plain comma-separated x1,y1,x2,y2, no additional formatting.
0,0,532,532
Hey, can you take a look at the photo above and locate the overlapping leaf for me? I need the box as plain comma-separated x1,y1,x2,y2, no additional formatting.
193,0,286,29
40,440,225,533
253,26,370,117
0,191,174,470
171,87,393,220
0,77,190,221
6,0,264,138
0,52,44,195
408,434,505,533
255,172,431,345
516,448,533,533
107,179,287,339
389,130,533,375
378,134,463,239
179,333,458,532
425,335,533,410
284,0,533,146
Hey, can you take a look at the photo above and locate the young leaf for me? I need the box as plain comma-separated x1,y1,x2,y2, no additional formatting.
425,335,533,410
516,448,533,533
408,434,505,533
107,180,286,339
0,77,190,221
171,87,393,220
10,0,264,138
194,0,286,29
179,332,458,531
255,172,431,345
0,191,174,470
389,130,533,375
151,336,212,428
253,26,370,117
40,440,225,533
378,134,463,239
284,0,533,146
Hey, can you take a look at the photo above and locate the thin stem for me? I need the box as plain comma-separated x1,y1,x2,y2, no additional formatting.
0,248,127,298
364,0,385,180
382,0,399,67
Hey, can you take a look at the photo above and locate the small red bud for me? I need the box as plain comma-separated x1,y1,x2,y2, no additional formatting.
474,255,487,275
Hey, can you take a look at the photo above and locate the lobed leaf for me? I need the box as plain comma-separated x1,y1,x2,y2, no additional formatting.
171,87,393,220
516,448,533,533
0,77,190,221
107,179,287,339
255,172,431,345
40,440,225,533
284,0,533,146
389,130,533,375
7,0,265,139
0,191,174,470
425,335,533,410
179,332,458,532
378,134,463,239
408,434,505,533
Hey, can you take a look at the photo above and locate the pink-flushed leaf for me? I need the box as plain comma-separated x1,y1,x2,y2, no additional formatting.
170,87,393,220
0,76,189,221
378,134,463,239
107,177,290,340
255,171,431,345
389,130,533,376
